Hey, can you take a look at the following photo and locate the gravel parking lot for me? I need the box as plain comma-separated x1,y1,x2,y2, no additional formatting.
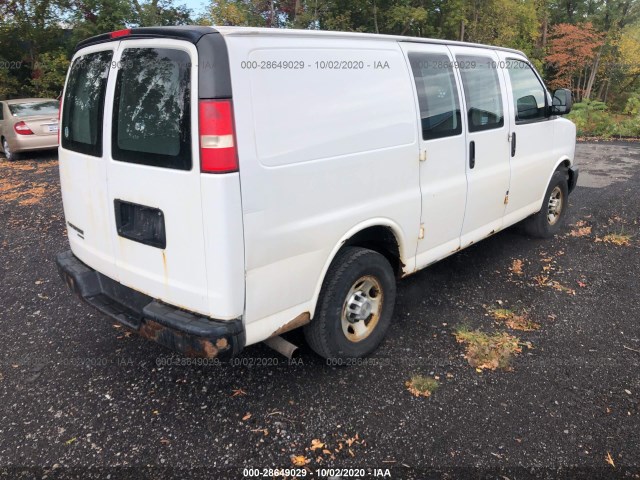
0,142,639,479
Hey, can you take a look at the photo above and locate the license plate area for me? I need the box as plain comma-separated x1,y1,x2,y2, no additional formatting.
114,200,166,249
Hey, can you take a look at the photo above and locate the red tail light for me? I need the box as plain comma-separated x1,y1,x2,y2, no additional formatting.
199,99,238,173
110,29,131,39
14,121,34,135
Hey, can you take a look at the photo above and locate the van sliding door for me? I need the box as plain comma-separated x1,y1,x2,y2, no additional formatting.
400,43,468,269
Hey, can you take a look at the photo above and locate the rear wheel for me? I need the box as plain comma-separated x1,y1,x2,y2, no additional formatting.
304,247,396,361
523,170,569,238
2,139,16,161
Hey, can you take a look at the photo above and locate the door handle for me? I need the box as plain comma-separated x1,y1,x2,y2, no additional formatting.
511,132,517,157
469,141,475,169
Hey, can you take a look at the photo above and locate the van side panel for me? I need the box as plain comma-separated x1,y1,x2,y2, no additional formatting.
227,36,421,343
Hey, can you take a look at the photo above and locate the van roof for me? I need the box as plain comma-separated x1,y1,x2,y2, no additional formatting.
214,26,526,57
75,25,526,58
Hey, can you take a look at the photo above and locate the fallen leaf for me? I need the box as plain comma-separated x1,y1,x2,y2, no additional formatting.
231,388,247,397
322,449,332,455
510,259,524,275
160,438,170,445
569,225,592,237
290,455,309,467
242,413,252,421
606,452,615,468
65,437,77,445
310,439,325,451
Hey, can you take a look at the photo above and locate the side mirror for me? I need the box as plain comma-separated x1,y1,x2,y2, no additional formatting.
517,95,540,120
552,89,573,115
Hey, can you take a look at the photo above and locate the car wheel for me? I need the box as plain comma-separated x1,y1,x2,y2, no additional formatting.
524,170,569,238
304,246,396,361
2,139,16,161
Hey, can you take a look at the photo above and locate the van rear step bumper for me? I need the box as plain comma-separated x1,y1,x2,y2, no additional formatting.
56,250,245,359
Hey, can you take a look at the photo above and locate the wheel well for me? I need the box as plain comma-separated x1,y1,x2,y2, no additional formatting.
557,159,570,176
343,226,403,277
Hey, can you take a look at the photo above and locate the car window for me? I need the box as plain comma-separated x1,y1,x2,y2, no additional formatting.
112,48,192,170
8,101,59,117
456,56,504,132
408,53,462,141
506,60,547,122
61,50,113,156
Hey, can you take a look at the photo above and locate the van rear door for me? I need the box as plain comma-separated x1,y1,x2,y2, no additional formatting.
104,39,210,315
60,45,118,281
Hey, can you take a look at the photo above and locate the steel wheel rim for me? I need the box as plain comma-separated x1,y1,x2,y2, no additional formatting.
341,275,383,343
547,186,563,225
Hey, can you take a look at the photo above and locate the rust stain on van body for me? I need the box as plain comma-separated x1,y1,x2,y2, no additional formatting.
270,312,310,338
139,319,231,358
161,250,168,285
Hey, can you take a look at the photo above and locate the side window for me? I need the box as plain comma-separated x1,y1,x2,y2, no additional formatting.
408,53,462,140
457,56,504,132
61,51,113,156
112,48,191,170
506,60,547,122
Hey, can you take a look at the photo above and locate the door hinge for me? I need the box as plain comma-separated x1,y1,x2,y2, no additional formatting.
418,224,425,240
504,191,510,205
419,149,427,162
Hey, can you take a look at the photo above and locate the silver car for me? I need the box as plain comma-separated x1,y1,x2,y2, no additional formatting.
0,98,59,161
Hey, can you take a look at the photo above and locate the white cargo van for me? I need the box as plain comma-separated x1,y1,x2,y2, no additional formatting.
56,26,578,361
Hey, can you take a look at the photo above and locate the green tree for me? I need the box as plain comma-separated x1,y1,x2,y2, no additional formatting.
30,49,70,98
132,0,192,26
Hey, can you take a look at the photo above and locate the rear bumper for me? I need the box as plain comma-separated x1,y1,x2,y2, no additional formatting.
8,134,58,153
56,250,245,359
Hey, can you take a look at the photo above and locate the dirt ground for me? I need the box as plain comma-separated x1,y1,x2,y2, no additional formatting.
0,142,639,479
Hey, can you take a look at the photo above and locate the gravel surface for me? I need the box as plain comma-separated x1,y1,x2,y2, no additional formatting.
0,143,639,479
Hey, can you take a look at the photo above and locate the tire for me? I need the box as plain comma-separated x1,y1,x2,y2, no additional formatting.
2,139,17,161
523,170,569,238
304,246,396,361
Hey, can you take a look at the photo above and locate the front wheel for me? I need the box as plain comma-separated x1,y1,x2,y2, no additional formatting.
523,170,569,238
304,247,396,361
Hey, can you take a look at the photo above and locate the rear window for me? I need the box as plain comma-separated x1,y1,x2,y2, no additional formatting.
8,101,59,117
61,51,113,156
112,48,192,170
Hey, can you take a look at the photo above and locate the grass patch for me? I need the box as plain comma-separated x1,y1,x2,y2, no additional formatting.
454,326,524,371
405,375,439,398
600,232,632,246
486,307,540,331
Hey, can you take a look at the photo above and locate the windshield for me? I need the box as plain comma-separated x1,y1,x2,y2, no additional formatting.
9,101,59,117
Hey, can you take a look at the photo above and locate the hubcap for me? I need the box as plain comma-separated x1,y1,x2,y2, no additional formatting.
341,276,383,343
547,186,563,225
